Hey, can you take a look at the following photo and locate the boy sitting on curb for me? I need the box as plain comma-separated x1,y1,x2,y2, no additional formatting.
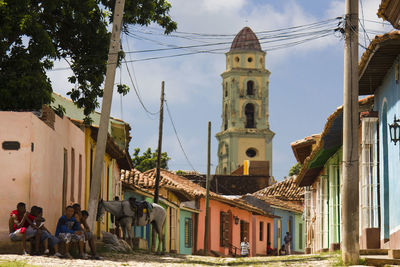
55,206,85,259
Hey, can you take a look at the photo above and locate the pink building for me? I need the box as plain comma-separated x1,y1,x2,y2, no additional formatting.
0,108,85,242
197,197,275,256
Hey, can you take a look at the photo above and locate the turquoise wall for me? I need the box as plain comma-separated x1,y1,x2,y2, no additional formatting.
374,56,400,240
179,209,193,255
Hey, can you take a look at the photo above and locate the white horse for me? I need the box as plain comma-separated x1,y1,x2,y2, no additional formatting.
96,199,166,253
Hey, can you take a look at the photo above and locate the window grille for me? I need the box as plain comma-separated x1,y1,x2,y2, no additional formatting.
360,117,379,229
329,164,342,244
185,218,193,248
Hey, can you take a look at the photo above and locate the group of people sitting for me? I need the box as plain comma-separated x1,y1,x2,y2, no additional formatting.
9,202,100,259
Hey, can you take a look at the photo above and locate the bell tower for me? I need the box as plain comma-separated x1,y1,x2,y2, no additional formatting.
216,27,274,175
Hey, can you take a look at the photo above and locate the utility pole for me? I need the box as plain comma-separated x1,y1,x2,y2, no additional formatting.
87,0,126,230
152,81,164,252
204,121,211,255
154,81,165,204
342,0,359,264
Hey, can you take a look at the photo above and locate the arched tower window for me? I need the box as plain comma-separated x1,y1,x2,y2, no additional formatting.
247,81,254,95
225,82,228,97
245,103,255,128
224,104,228,130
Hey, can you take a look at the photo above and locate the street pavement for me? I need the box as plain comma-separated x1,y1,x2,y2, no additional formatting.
0,252,342,266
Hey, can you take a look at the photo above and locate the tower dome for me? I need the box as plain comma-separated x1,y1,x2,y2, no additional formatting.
230,27,262,52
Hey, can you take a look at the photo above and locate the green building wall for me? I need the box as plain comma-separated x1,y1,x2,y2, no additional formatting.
294,214,305,252
179,209,194,255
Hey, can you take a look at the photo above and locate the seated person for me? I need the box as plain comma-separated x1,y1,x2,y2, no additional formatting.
55,205,85,259
266,241,274,255
26,206,43,255
72,203,100,259
81,210,101,260
279,244,286,256
33,207,62,257
9,202,38,255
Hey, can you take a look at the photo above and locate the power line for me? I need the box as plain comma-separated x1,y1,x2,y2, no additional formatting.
164,99,198,173
124,58,159,116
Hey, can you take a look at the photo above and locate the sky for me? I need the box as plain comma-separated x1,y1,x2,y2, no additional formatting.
47,0,393,181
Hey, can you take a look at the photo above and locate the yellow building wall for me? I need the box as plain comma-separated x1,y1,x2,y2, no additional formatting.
237,137,266,163
83,128,115,237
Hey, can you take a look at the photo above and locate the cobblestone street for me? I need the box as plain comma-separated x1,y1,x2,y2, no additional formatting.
0,252,342,267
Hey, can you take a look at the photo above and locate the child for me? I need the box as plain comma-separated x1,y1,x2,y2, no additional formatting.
55,205,85,259
34,207,62,257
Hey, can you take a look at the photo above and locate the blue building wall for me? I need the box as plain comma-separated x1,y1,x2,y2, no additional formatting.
179,209,193,255
273,208,296,251
374,56,400,241
123,191,150,244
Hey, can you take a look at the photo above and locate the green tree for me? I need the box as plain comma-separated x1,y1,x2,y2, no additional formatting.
289,162,303,176
0,0,176,123
132,147,170,172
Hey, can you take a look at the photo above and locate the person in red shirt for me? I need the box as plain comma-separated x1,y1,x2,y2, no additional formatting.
8,202,37,255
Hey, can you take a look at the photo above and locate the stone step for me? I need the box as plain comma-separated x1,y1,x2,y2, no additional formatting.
365,257,400,267
360,249,389,255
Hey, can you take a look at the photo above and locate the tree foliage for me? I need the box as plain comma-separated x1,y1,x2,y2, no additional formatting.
289,162,303,176
132,147,170,173
0,0,176,120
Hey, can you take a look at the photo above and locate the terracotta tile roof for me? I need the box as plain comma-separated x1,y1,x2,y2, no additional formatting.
254,195,304,213
359,31,400,95
253,176,304,201
377,0,400,29
230,27,262,52
290,134,320,164
295,96,374,186
120,168,274,216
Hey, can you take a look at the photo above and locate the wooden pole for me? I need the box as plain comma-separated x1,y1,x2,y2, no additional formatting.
204,121,211,255
87,0,125,230
154,81,165,204
342,0,359,264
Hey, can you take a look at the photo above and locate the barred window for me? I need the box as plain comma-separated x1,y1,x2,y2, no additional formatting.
185,218,193,248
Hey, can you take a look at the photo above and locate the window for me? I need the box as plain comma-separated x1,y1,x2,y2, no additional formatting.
2,141,20,150
247,57,253,62
220,212,231,247
246,148,257,158
185,218,193,248
224,104,228,130
245,103,255,128
225,82,228,97
267,223,271,245
235,56,240,62
78,154,83,203
259,221,264,241
70,148,75,203
247,81,254,95
62,149,68,211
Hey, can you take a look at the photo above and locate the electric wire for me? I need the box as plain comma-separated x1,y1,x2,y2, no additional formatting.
124,58,159,116
164,99,198,173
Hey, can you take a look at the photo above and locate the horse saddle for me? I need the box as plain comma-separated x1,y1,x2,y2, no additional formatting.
128,198,152,219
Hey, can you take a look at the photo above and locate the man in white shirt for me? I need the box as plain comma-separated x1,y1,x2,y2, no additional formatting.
240,237,250,257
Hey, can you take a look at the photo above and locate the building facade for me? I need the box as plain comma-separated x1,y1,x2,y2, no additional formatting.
359,31,400,249
216,27,274,175
0,108,85,243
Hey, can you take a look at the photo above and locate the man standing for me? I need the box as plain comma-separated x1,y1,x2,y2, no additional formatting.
240,237,250,257
284,232,292,255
